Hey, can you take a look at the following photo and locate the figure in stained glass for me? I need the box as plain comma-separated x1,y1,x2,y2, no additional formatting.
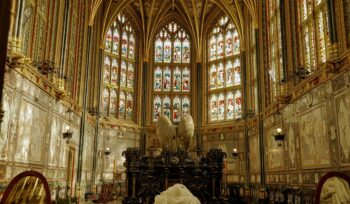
174,39,181,63
233,59,241,85
110,89,117,116
154,67,162,91
155,38,163,62
120,61,127,87
234,91,242,118
182,39,190,63
164,38,172,62
173,67,181,91
111,59,118,84
104,57,111,83
121,31,128,57
103,88,109,113
119,91,126,117
210,36,217,60
217,63,224,88
225,31,233,56
126,93,133,118
153,96,162,121
182,68,190,91
112,28,119,54
218,94,225,120
163,67,171,91
233,30,240,54
163,96,171,118
129,34,135,58
217,34,224,58
210,95,218,121
173,96,181,122
127,63,134,88
226,92,234,119
182,97,190,114
210,64,217,90
105,28,112,52
226,60,233,87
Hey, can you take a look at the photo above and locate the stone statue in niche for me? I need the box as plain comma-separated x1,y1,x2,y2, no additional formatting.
156,114,194,151
320,177,350,204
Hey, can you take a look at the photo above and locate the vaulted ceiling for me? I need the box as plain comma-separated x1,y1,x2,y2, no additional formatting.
89,0,258,61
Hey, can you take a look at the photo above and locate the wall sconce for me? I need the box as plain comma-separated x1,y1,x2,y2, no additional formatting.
62,125,73,140
104,147,111,155
274,127,285,147
232,148,239,159
273,111,285,147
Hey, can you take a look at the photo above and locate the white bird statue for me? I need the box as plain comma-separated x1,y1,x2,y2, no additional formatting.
156,115,177,151
156,114,194,152
177,114,194,151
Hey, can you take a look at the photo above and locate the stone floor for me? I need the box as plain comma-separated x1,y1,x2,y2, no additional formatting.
80,199,123,204
80,197,124,204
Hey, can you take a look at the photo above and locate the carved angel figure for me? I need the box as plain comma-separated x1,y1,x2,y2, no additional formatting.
156,114,194,151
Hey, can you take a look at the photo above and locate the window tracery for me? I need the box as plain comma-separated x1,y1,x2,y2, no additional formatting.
153,21,191,122
103,14,135,120
208,16,242,122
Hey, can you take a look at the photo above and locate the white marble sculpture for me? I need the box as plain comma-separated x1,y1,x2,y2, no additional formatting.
156,114,194,151
320,177,350,204
154,183,200,204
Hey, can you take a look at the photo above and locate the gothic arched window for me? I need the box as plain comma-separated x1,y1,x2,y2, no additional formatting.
297,0,329,70
103,14,135,120
208,16,242,122
153,21,191,122
267,0,284,102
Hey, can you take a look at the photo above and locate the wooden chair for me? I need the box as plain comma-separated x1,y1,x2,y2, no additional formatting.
0,170,51,204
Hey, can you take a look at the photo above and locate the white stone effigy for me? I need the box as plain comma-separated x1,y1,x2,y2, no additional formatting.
154,183,200,204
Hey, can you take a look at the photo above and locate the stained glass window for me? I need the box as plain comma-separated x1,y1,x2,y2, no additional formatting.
110,89,117,116
112,28,119,54
154,67,162,91
173,67,181,92
152,21,191,122
267,0,284,102
297,0,329,71
103,88,109,113
208,15,242,122
153,96,161,121
103,13,136,120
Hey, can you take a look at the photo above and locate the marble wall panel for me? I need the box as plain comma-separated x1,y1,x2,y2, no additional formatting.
335,90,350,164
285,118,298,170
48,115,62,166
249,136,260,172
83,133,93,170
0,88,13,160
15,99,47,164
299,104,330,168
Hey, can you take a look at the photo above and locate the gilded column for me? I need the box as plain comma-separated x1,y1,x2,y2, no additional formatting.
196,62,202,150
140,60,148,153
76,26,92,193
92,48,103,188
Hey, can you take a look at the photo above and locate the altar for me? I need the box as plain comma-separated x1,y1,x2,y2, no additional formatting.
122,148,227,204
